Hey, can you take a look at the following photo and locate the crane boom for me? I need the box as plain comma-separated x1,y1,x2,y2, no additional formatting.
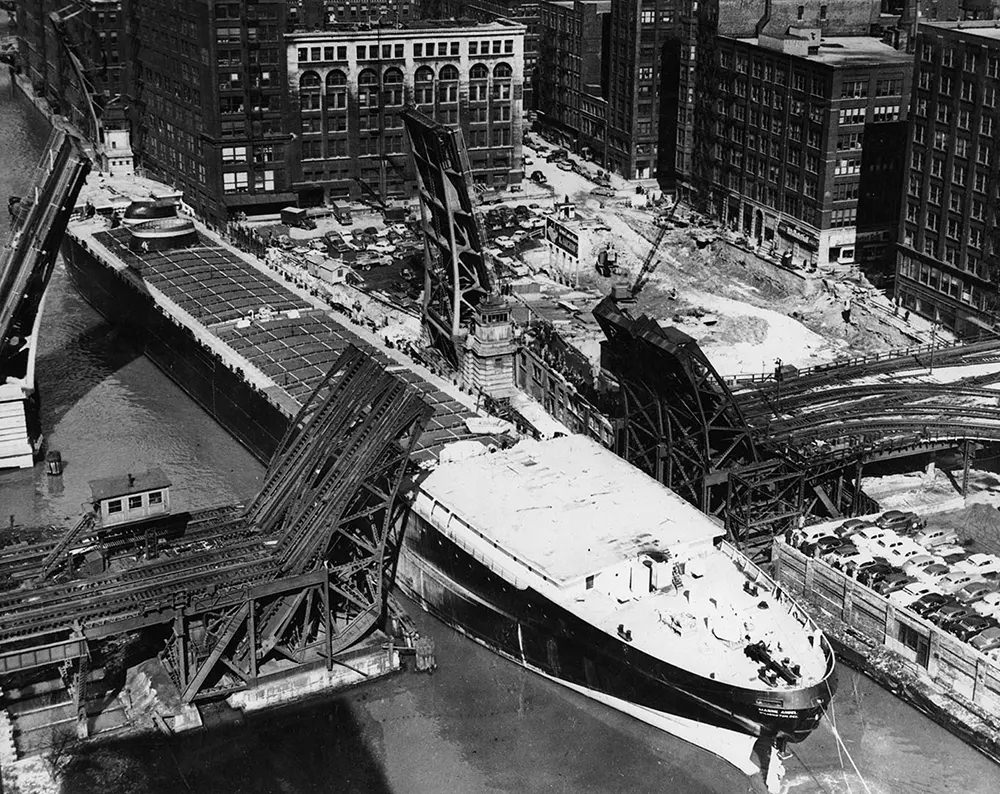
630,222,670,298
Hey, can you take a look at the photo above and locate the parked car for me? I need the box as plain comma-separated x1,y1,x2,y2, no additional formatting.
938,570,980,594
972,591,1000,615
951,615,999,641
910,592,950,617
875,573,915,596
877,510,924,533
853,525,894,549
913,527,959,548
902,554,942,576
916,562,952,585
970,626,1000,652
800,534,840,557
888,581,941,608
957,553,1000,577
934,544,970,565
858,561,896,587
953,580,999,604
592,186,617,198
828,546,873,572
930,603,978,628
530,170,548,184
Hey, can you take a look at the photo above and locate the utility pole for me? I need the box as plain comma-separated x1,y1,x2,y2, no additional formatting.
929,320,939,374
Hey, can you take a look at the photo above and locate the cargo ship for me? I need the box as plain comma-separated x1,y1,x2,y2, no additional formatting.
399,435,835,791
59,197,835,790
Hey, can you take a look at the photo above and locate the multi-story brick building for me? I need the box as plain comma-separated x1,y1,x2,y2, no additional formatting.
127,0,299,223
285,19,525,204
16,0,127,138
708,30,912,268
895,21,1000,335
535,0,610,161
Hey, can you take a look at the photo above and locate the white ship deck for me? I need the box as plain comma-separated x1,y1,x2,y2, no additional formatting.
417,436,831,692
418,434,719,586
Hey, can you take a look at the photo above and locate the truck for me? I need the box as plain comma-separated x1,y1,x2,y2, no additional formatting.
331,202,353,226
280,206,316,230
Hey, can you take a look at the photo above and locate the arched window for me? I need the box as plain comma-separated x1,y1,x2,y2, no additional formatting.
469,63,488,102
299,70,321,89
358,68,378,86
492,62,512,101
384,68,404,105
326,69,347,110
299,70,321,111
439,64,459,103
415,66,434,105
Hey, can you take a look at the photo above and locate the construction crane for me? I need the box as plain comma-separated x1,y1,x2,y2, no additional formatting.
627,196,683,298
629,222,670,298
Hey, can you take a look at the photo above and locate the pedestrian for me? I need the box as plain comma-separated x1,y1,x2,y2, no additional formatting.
904,309,910,323
841,297,852,324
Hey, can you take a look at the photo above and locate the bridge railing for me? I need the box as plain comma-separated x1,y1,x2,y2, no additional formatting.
725,332,1000,386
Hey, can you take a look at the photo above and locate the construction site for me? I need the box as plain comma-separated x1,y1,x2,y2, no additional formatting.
4,39,1000,791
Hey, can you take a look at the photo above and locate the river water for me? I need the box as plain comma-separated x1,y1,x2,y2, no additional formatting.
1,61,998,793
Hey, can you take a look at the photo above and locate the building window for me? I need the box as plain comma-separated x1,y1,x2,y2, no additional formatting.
415,66,434,105
149,491,163,505
128,495,143,509
221,146,246,163
107,499,122,514
840,80,868,99
439,64,459,103
223,171,249,192
301,141,322,161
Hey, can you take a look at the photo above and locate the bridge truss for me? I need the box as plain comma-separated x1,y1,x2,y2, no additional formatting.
402,108,494,369
594,299,1000,557
0,347,432,705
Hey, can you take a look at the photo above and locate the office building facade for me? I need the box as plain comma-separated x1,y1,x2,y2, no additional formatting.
285,20,525,204
895,21,1000,335
708,30,912,268
535,0,610,161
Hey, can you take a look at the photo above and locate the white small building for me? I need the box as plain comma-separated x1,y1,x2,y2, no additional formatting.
543,214,610,286
89,468,172,527
103,129,135,177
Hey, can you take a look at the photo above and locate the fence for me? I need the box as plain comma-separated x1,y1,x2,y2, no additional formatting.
772,540,1000,714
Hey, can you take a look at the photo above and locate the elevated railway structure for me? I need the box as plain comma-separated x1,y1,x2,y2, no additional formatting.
0,347,432,708
594,298,1000,556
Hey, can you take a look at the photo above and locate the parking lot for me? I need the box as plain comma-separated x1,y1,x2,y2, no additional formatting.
789,509,1000,662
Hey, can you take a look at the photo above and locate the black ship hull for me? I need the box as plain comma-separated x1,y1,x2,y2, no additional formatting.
397,511,835,747
60,234,287,462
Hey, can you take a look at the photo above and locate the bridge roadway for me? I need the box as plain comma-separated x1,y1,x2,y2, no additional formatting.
729,335,1000,465
0,507,268,650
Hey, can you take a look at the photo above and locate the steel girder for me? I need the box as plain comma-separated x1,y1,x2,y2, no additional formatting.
0,130,90,383
402,108,494,369
594,298,759,517
163,346,431,702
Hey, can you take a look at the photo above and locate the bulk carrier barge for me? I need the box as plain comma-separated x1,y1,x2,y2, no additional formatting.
60,206,488,466
59,189,835,791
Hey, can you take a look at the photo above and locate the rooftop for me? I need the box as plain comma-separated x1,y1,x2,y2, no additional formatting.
90,468,171,501
287,18,525,40
921,21,1000,42
734,35,913,67
418,435,722,586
